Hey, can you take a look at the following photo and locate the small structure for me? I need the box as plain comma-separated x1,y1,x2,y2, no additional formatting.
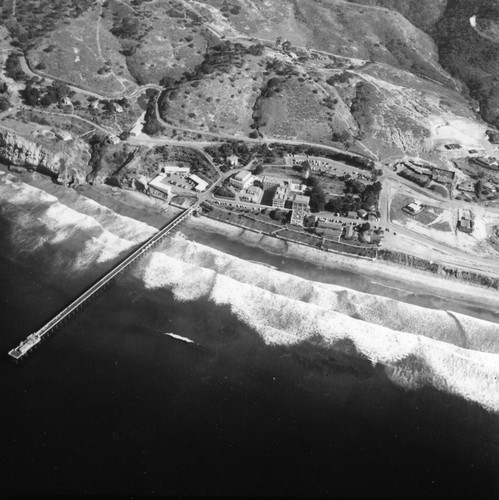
344,225,354,240
301,161,311,180
160,165,190,175
61,96,72,107
347,211,358,219
403,200,424,215
189,174,209,192
457,180,475,193
54,129,72,141
457,208,473,233
230,170,253,191
112,102,124,113
130,112,145,136
227,154,239,167
106,134,120,145
444,144,461,150
470,156,499,170
431,167,455,184
90,100,100,109
240,185,263,204
357,209,368,218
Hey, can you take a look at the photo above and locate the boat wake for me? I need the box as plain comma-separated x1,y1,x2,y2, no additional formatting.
164,332,195,344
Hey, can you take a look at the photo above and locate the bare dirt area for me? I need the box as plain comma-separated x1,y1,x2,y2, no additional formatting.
390,193,453,232
389,190,499,256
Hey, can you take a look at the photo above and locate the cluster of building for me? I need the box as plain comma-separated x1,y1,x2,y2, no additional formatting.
229,171,311,226
398,159,456,187
265,176,310,225
470,156,499,170
148,164,209,198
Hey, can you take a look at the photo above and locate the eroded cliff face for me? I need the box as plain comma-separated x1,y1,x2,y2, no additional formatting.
0,130,92,186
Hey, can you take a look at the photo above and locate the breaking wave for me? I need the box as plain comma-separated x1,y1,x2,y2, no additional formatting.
2,174,499,413
0,175,156,270
135,238,499,413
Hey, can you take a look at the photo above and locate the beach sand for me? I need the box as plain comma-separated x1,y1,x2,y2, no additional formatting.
6,166,499,313
185,214,499,312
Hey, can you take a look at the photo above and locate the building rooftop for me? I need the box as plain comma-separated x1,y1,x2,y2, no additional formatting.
290,193,310,205
234,170,252,181
189,174,209,191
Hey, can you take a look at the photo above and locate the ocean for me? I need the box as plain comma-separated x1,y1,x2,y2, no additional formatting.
1,172,499,497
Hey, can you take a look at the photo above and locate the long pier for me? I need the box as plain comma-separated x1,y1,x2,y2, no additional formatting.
8,206,195,361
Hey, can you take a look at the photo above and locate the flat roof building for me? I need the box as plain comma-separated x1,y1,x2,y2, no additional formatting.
290,194,310,226
403,200,423,215
189,174,209,192
262,175,285,191
240,185,263,204
290,193,310,211
230,170,253,191
148,174,172,197
54,129,72,141
272,185,288,209
161,165,191,174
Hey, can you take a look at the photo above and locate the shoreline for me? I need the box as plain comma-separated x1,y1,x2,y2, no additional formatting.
185,214,499,312
4,167,499,313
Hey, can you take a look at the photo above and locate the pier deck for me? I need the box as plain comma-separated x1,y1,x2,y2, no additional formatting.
8,206,195,361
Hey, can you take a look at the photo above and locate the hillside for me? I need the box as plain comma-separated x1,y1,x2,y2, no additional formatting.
0,0,497,159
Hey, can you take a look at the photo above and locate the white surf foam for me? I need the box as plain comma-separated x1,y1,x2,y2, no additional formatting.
135,241,499,413
0,177,157,270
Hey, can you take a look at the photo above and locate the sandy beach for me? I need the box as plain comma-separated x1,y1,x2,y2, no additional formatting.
185,214,499,312
6,166,499,313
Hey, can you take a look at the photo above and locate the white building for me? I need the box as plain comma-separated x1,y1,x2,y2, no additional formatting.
160,165,190,175
54,129,72,141
240,185,263,204
130,112,145,136
106,134,120,145
227,154,239,167
230,170,253,190
404,200,424,215
148,174,172,197
189,174,209,192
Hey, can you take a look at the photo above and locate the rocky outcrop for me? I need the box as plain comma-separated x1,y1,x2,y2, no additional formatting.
0,130,92,186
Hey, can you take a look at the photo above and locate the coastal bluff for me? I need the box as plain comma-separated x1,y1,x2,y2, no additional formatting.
0,129,91,186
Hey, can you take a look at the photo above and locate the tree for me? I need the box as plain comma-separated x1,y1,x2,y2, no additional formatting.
253,164,263,175
309,184,326,212
0,96,10,111
270,209,283,221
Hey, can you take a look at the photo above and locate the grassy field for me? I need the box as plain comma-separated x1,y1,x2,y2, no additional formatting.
257,75,335,143
162,43,265,135
28,6,134,95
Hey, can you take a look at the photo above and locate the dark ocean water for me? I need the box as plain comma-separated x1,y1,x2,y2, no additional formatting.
1,205,499,497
